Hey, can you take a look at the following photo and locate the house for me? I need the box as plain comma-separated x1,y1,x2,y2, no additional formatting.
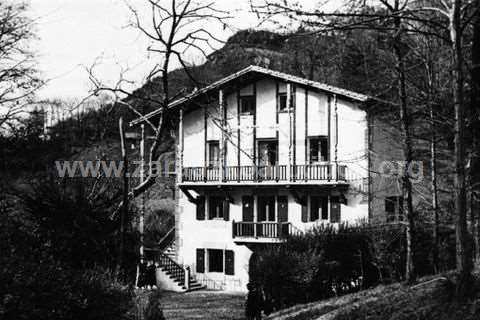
135,65,407,292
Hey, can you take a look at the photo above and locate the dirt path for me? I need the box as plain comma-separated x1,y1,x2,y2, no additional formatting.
160,290,246,320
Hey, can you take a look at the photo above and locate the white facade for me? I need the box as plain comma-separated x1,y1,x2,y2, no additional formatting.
171,68,370,292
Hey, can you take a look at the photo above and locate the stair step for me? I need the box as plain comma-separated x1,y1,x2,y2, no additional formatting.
186,284,206,292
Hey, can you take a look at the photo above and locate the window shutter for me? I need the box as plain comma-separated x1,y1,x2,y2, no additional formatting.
223,199,230,221
225,250,234,275
196,249,205,273
196,196,205,220
330,196,341,223
301,196,308,222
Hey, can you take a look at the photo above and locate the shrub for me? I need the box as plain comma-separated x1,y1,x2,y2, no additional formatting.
0,184,136,320
249,224,378,310
248,223,456,311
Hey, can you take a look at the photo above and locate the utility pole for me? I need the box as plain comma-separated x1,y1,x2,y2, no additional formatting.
134,123,146,288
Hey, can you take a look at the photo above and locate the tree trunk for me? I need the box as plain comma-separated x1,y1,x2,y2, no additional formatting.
431,102,440,273
393,0,416,283
450,0,472,299
470,0,480,262
116,117,128,279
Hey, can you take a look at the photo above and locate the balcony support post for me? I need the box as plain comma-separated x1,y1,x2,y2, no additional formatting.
178,108,184,183
287,82,292,181
219,88,226,182
334,94,339,181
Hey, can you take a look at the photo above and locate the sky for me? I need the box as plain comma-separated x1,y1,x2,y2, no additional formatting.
28,0,320,100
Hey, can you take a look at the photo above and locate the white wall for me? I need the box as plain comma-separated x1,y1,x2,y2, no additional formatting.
176,188,368,292
177,78,372,292
183,108,204,167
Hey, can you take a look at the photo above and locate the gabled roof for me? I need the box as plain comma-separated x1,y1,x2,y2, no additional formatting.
131,65,372,126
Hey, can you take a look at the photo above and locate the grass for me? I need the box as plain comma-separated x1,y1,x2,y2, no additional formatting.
159,290,245,320
265,273,480,320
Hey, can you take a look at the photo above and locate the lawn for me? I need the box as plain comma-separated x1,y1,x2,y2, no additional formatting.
160,290,246,320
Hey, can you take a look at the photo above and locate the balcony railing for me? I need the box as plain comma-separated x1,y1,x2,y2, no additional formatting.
232,221,302,240
182,164,347,183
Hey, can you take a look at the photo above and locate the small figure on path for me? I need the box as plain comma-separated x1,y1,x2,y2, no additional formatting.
146,259,157,290
245,282,264,320
136,258,148,289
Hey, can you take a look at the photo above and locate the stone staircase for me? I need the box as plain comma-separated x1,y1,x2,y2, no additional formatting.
146,227,205,292
163,239,177,260
153,248,205,292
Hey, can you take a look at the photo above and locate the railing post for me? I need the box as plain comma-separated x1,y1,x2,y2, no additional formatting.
232,220,236,238
178,108,184,184
184,266,190,290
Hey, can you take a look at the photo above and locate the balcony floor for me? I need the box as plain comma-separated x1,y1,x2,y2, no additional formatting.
178,180,349,187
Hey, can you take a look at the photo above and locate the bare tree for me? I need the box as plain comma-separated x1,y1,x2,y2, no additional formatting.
0,1,42,128
252,0,480,294
88,0,229,214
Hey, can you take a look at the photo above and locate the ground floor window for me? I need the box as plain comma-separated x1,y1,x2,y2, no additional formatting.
196,248,235,275
208,196,224,219
208,249,224,272
310,196,329,221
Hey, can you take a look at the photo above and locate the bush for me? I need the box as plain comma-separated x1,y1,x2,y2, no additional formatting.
249,224,378,310
248,223,456,311
0,184,137,320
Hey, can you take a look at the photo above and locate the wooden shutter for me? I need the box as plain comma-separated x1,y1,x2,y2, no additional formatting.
242,196,254,221
330,196,341,223
225,250,234,275
196,196,205,220
301,196,308,222
278,196,288,222
223,199,230,221
196,248,205,273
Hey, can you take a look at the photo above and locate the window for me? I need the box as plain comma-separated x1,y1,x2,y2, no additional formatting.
208,196,224,219
309,137,329,163
198,249,234,275
258,196,275,222
207,141,219,167
385,196,404,222
240,95,255,115
208,249,224,272
310,196,328,221
257,140,278,167
278,92,288,111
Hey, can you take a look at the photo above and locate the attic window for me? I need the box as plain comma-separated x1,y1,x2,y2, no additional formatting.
240,95,255,115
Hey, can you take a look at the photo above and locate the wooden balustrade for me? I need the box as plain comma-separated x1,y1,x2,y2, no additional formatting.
232,221,297,239
182,164,349,183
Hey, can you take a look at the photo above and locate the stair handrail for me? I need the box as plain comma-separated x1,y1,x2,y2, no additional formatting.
157,226,175,251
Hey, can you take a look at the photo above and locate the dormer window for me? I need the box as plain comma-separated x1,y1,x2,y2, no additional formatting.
240,95,255,115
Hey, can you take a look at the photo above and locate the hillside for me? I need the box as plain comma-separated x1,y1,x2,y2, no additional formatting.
265,274,480,320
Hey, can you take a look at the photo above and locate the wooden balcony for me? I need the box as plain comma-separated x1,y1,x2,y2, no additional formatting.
232,221,302,243
182,164,347,183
